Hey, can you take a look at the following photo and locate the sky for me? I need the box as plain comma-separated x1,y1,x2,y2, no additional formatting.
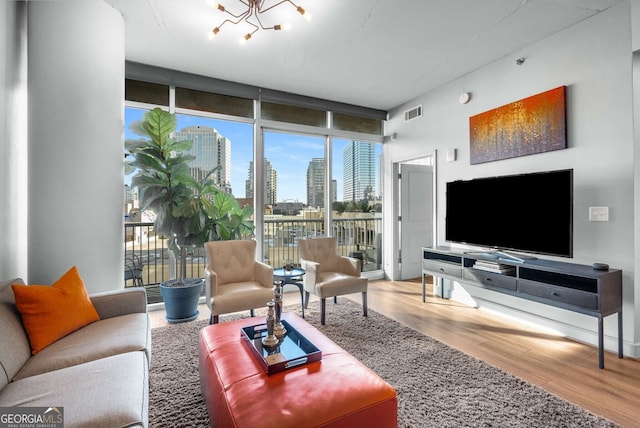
125,107,380,203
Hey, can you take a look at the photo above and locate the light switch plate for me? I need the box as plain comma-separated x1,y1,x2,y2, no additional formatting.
589,206,609,222
446,149,456,162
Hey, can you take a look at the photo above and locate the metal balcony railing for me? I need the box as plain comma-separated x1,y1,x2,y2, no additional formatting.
124,216,382,304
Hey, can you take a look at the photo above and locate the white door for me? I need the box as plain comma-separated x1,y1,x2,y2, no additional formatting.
400,164,433,279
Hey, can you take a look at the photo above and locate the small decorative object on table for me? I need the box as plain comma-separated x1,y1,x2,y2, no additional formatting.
240,316,322,374
273,281,287,339
283,259,294,271
262,302,279,349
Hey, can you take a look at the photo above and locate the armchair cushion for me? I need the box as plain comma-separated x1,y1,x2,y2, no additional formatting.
207,240,263,285
298,237,368,324
298,237,368,299
204,240,274,320
298,237,339,272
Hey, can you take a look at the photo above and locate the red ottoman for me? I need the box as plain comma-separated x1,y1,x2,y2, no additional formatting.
199,312,398,428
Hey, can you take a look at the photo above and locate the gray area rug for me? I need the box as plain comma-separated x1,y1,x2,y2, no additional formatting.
149,299,619,428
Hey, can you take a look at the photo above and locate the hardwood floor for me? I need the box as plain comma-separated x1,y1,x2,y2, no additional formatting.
359,278,640,428
150,278,640,427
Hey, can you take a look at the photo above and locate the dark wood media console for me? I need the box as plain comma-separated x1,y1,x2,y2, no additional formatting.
421,246,623,369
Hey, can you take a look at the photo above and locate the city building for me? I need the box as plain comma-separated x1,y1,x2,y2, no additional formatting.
124,184,133,201
306,158,324,208
343,141,376,202
246,158,278,204
272,200,305,216
174,125,232,194
306,158,337,208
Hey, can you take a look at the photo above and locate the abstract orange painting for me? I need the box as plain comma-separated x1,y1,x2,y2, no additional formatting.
469,86,567,165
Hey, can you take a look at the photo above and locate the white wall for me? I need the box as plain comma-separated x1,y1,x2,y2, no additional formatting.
633,0,640,50
0,1,28,281
27,1,125,293
385,2,638,356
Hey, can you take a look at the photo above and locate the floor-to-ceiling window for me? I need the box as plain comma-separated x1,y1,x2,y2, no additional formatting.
123,72,386,293
331,139,383,272
124,105,156,287
124,107,253,289
263,131,325,268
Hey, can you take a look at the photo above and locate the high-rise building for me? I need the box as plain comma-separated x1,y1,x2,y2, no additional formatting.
306,158,337,209
124,184,133,201
246,158,278,204
343,141,375,202
330,179,338,204
307,158,325,208
174,126,232,194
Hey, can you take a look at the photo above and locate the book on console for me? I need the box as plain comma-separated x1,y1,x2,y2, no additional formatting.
474,260,500,268
473,262,515,274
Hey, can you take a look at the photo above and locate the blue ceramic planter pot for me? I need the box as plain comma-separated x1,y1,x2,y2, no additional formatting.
160,278,204,323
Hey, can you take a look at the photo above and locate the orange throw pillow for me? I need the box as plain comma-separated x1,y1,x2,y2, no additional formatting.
12,266,100,355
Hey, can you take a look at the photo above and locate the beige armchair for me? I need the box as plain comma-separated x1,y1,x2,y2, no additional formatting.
298,236,368,325
204,240,274,324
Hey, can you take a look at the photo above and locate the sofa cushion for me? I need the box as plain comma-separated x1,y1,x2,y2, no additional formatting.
0,351,148,428
13,312,150,380
12,266,100,354
0,278,32,390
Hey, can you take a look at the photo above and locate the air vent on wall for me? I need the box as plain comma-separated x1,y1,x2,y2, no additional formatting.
404,105,422,122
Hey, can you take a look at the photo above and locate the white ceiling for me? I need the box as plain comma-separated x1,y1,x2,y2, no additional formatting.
104,0,623,111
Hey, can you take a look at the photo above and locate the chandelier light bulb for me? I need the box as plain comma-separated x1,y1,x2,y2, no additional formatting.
208,27,220,39
297,6,311,21
206,0,225,11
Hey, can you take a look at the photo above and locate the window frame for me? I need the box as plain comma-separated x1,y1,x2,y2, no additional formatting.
125,82,385,277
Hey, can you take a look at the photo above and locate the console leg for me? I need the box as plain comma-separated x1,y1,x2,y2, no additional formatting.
598,316,604,369
321,299,326,325
422,273,426,302
618,310,623,359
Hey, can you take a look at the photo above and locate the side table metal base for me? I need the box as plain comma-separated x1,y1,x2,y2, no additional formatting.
285,281,305,319
274,267,306,319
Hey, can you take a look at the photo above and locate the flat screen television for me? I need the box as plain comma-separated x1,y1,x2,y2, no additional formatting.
445,169,573,258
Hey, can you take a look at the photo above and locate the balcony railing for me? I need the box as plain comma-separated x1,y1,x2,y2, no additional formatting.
124,216,382,303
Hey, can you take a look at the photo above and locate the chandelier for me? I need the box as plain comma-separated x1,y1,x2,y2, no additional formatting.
208,0,311,43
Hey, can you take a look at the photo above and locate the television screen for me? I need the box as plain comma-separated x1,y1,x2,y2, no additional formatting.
445,169,573,258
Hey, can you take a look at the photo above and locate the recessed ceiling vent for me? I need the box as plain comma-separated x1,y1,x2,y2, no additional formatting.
404,105,422,122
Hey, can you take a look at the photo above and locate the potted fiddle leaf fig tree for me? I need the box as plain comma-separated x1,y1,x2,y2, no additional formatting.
125,108,254,323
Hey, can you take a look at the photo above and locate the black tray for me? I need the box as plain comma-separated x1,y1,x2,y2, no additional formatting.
240,319,322,375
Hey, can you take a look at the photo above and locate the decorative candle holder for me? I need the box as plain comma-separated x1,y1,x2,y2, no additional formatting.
273,281,287,339
262,301,279,349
